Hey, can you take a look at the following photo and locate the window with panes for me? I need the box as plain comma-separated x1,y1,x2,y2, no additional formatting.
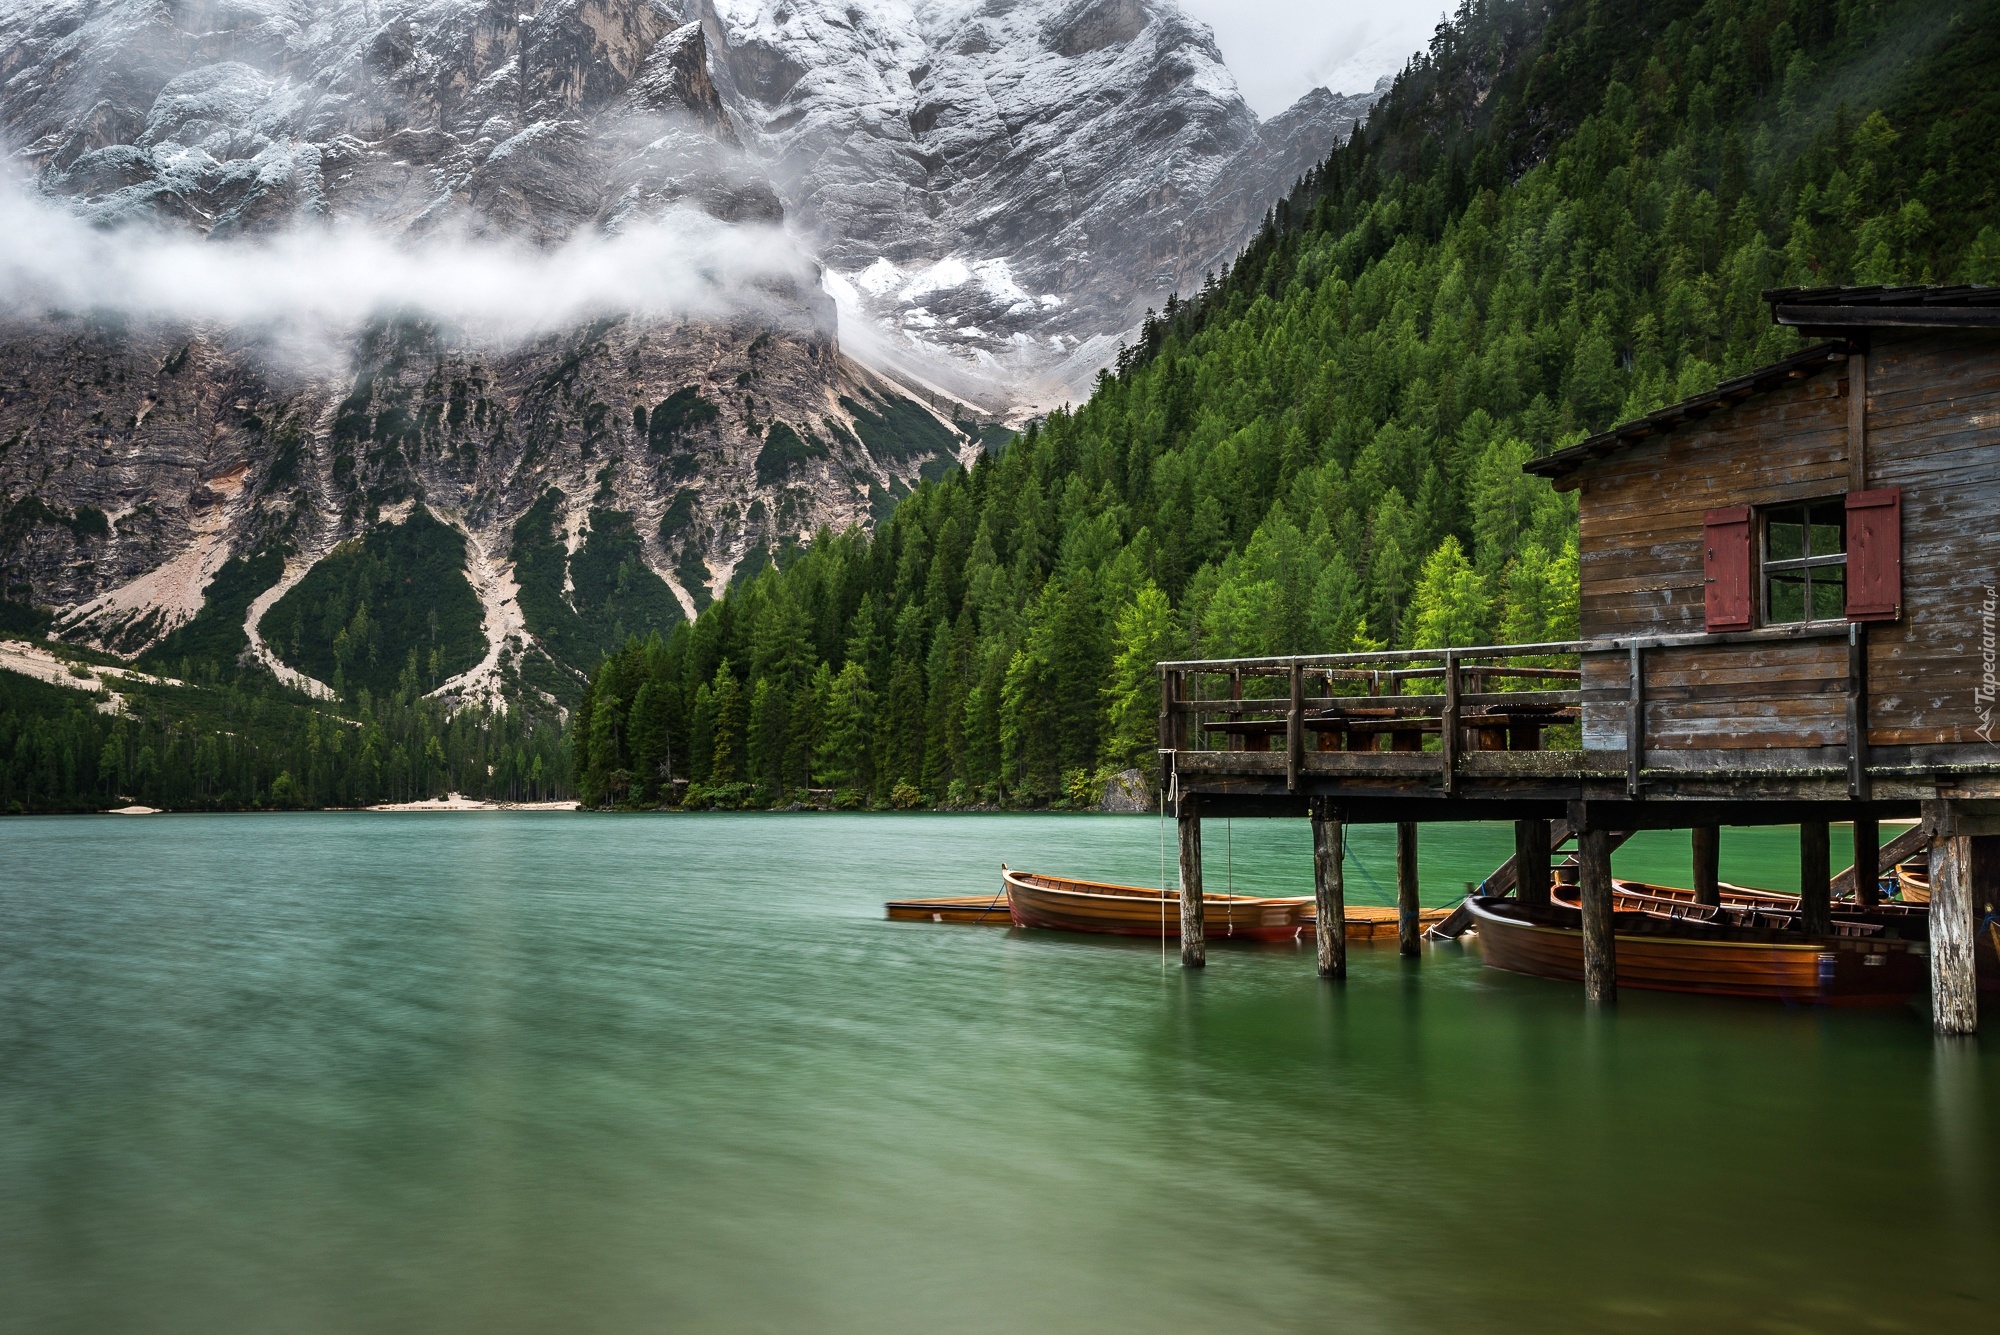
1761,500,1847,624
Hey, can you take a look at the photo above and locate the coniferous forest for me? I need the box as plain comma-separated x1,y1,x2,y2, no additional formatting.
571,0,2000,810
0,662,567,814
6,0,1999,815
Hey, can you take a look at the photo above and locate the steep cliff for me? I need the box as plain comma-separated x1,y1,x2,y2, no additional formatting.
695,0,1380,410
0,0,1384,710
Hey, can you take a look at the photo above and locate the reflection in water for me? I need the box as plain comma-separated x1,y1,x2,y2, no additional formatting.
0,812,1993,1334
1935,1036,1989,1239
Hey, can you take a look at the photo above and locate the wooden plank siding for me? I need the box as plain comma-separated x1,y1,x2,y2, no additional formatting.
1581,642,1848,751
1569,329,2000,757
1857,330,2000,747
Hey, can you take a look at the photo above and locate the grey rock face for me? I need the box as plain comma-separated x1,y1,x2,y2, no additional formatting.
0,306,945,674
0,0,902,671
4,0,779,237
0,0,1385,682
691,0,1381,411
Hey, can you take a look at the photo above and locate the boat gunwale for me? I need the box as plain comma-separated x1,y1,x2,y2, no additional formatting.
1002,867,1309,909
1465,895,1923,955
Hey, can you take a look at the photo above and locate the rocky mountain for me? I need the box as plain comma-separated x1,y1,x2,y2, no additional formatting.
0,0,1385,710
693,0,1383,411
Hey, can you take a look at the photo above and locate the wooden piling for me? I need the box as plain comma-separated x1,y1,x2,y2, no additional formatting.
1800,819,1832,936
1177,795,1205,968
1930,833,1978,1035
1311,800,1345,980
1852,815,1881,908
1515,819,1551,911
1396,821,1420,957
1579,827,1617,1003
1692,825,1720,907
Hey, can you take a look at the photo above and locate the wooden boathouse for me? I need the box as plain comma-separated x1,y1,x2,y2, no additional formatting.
1157,285,2000,1034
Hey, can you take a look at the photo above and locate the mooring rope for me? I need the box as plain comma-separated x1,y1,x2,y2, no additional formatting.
1158,780,1168,973
1345,837,1389,897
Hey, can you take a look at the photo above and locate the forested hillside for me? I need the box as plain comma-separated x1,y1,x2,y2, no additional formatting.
572,0,2000,810
0,661,566,814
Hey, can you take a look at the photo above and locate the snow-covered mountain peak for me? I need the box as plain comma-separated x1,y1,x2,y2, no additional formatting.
0,0,1380,411
687,0,1366,413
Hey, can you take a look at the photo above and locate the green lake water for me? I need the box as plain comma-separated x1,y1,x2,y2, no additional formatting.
1,813,1994,1333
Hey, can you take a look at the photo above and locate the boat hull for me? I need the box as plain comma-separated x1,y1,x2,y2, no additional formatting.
1897,863,1931,904
1466,897,1928,1005
1003,869,1309,942
886,895,1012,924
1306,903,1452,940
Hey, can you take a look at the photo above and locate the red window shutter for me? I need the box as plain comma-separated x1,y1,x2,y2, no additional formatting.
1846,487,1902,621
1703,506,1753,631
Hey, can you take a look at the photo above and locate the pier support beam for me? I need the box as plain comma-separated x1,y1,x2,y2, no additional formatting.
1515,819,1551,912
1930,834,1978,1035
1178,796,1205,969
1311,800,1345,980
1852,816,1881,908
1692,825,1721,907
1579,827,1617,1004
1800,819,1832,936
1396,822,1420,957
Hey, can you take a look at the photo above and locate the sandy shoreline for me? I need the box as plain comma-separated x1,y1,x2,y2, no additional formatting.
365,796,579,812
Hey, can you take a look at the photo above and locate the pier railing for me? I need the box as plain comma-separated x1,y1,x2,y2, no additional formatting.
1158,641,1584,796
1159,622,1870,798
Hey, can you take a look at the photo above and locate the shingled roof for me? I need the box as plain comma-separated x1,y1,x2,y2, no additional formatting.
1766,284,2000,331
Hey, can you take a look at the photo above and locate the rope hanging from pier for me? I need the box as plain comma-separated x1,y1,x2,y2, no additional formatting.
1345,838,1389,898
1158,782,1168,973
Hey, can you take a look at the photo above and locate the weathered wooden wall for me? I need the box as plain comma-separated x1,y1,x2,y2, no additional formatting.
1864,330,2000,747
1582,641,1848,752
1574,360,1848,751
1571,329,2000,755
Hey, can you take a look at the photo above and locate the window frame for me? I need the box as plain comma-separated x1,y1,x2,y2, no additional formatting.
1759,498,1849,627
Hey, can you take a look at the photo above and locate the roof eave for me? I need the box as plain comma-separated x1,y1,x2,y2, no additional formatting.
1773,304,2000,331
1523,343,1848,483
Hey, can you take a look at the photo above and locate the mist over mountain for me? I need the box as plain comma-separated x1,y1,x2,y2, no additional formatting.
0,0,1384,756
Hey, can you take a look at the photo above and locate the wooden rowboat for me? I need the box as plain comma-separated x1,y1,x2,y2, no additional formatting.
1311,903,1454,940
886,894,1013,924
1635,881,1801,909
1003,867,1310,940
1466,895,1928,1005
998,867,1450,942
1554,881,1927,933
1896,860,1931,904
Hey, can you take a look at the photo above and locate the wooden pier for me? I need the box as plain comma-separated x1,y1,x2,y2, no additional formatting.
1158,286,2000,1034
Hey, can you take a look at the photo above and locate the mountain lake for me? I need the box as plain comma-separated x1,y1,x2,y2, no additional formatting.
1,812,1994,1333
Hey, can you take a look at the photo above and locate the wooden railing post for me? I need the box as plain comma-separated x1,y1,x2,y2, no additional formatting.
1228,669,1243,753
1847,622,1871,800
1287,661,1304,793
1159,668,1178,796
1442,650,1460,795
1626,645,1645,798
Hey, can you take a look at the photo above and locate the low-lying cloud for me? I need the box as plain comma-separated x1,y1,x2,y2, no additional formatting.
0,175,820,367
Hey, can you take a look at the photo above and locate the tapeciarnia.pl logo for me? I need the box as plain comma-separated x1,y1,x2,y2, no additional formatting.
1978,586,1999,743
